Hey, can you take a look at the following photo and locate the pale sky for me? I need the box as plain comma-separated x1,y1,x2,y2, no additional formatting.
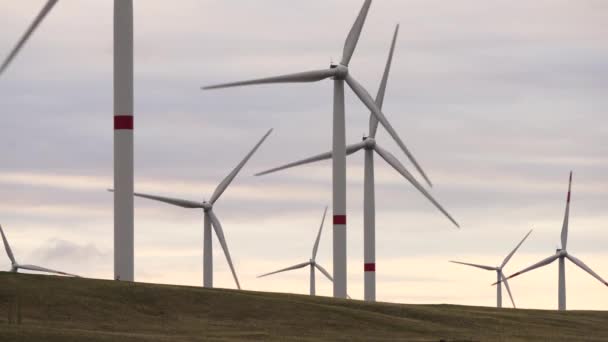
0,0,607,310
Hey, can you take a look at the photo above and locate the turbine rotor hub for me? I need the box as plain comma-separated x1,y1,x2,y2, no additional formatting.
202,202,212,211
363,137,376,149
330,64,348,80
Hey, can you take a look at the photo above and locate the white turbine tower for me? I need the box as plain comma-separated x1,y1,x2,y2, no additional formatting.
255,25,459,302
258,207,335,296
113,0,135,283
0,225,78,277
1,1,135,281
450,229,532,308
203,0,430,299
498,172,608,310
110,129,273,289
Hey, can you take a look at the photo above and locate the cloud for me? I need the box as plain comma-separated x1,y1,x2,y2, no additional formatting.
30,239,108,264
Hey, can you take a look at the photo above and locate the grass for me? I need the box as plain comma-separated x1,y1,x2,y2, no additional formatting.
0,272,607,341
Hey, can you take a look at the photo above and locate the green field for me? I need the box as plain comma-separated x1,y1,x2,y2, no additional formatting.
0,272,606,341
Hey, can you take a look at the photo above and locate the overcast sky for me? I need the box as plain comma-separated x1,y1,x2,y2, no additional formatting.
0,0,607,310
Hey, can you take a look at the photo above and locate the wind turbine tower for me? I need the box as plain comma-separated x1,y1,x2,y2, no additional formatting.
113,0,135,282
0,0,136,281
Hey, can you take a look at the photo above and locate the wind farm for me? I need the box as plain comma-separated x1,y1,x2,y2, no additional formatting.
1,0,607,340
496,173,608,311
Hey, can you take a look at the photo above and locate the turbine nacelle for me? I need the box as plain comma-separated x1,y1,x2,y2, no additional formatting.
557,249,568,257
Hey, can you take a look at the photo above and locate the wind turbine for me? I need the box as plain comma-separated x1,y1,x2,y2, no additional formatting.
498,172,608,310
203,0,431,299
109,129,273,289
450,229,532,308
254,25,459,302
258,207,335,296
1,0,135,281
0,225,78,277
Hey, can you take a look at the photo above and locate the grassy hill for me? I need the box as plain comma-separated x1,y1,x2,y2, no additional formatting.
0,272,607,341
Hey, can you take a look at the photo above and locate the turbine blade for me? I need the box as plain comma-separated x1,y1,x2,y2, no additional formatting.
370,24,399,138
346,74,433,187
501,271,516,308
311,206,328,260
501,229,533,268
256,152,331,177
257,261,310,278
0,225,16,264
18,264,78,277
0,0,58,77
495,254,560,285
561,171,572,250
566,254,608,287
314,263,333,282
208,210,241,289
202,69,336,90
255,141,365,176
341,0,372,66
449,260,495,271
375,144,459,228
210,129,272,204
108,189,203,209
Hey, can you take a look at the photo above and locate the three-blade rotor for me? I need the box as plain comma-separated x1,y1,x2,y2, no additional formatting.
498,172,608,289
117,129,272,290
257,207,333,285
202,2,433,187
251,22,456,228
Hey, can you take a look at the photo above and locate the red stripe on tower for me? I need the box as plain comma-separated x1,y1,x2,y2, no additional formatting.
567,191,571,203
364,263,375,272
333,215,346,225
114,115,133,130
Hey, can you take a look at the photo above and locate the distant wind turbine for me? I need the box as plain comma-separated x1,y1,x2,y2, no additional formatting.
203,0,429,299
258,207,334,296
497,172,608,311
0,225,78,277
109,129,273,290
450,229,532,308
1,0,136,282
255,24,459,302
